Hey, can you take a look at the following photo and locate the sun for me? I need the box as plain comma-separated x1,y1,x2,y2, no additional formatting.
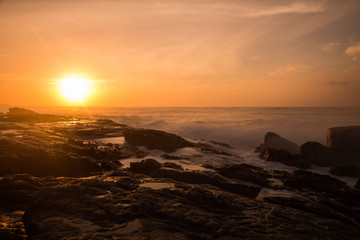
58,75,93,103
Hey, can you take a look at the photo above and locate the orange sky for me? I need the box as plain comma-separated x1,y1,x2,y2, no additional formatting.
1,0,360,107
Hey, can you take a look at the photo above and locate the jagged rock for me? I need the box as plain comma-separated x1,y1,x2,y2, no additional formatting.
255,132,300,154
330,165,360,178
100,160,122,171
259,148,310,169
130,159,162,173
123,128,193,152
301,141,344,167
327,126,360,162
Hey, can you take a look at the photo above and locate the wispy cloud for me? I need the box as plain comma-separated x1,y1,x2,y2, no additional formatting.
345,41,360,60
321,42,342,53
328,80,349,86
243,2,326,17
268,65,311,77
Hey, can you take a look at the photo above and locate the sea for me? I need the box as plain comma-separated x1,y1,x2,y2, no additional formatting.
2,106,360,186
16,106,360,147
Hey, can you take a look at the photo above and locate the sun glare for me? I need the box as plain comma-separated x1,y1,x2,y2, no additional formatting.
58,75,93,103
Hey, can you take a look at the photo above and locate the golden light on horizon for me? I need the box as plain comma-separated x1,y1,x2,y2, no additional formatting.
58,75,93,104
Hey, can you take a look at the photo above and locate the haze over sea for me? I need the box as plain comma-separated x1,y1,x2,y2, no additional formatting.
5,106,360,148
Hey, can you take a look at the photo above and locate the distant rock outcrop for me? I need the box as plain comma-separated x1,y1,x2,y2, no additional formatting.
123,128,194,152
327,126,360,162
7,108,38,116
255,132,300,154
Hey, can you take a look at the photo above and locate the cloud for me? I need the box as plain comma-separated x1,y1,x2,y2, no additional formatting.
268,65,311,77
321,42,342,53
345,41,360,60
328,80,349,86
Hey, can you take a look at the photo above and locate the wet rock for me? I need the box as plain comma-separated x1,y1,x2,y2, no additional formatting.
215,164,273,187
259,148,310,169
123,128,193,152
0,209,27,240
327,126,360,162
255,132,300,154
130,159,162,173
0,174,41,205
330,165,360,178
300,141,343,167
283,170,348,194
151,168,261,198
100,160,122,171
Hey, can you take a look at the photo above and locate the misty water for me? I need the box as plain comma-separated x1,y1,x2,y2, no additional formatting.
18,106,360,147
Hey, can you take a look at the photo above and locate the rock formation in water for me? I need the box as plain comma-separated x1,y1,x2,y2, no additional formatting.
255,132,300,154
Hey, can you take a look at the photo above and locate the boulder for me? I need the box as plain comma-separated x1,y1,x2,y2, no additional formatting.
255,132,300,154
327,126,360,162
129,159,162,173
123,128,193,152
301,141,344,167
330,165,360,178
259,148,310,169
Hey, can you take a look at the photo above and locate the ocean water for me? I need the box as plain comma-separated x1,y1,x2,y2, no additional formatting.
23,106,360,148
2,106,360,186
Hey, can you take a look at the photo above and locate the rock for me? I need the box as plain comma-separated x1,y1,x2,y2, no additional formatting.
283,170,348,194
327,126,360,162
163,162,184,170
100,160,122,171
151,168,261,198
301,141,344,167
255,132,300,154
356,179,360,189
215,164,273,187
123,128,193,152
259,149,310,169
129,159,162,173
7,108,37,116
330,165,360,178
0,174,41,205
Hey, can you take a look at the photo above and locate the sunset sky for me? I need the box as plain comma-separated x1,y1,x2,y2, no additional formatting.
1,0,360,107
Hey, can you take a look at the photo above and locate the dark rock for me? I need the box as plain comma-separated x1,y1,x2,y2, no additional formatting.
209,140,232,148
259,148,310,169
151,168,261,198
130,159,162,173
163,162,184,170
7,108,38,116
356,179,360,189
101,160,122,171
300,141,344,167
0,174,41,205
161,154,185,160
330,165,360,178
215,164,273,187
283,170,348,194
327,126,360,162
124,128,193,152
255,132,300,154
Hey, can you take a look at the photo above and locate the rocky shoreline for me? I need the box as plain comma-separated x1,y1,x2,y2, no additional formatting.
1,108,360,239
